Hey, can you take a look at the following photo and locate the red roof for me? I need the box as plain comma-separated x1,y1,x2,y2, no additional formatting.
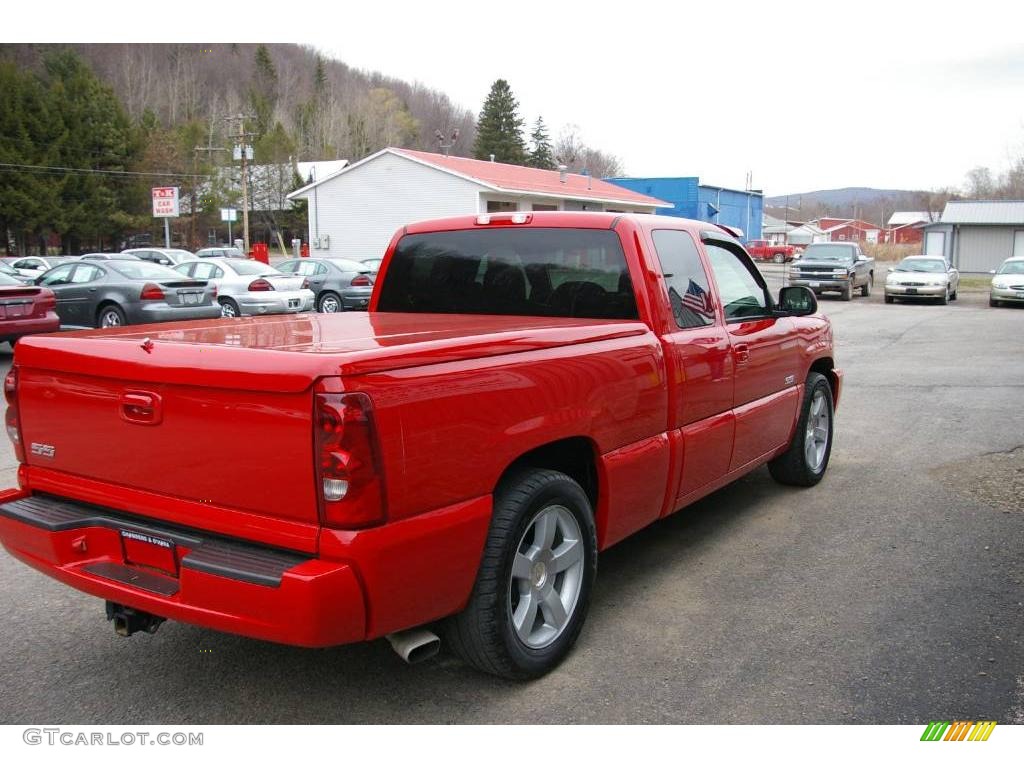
391,148,668,208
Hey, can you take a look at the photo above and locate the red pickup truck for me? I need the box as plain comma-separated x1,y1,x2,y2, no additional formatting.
746,239,797,263
0,212,841,679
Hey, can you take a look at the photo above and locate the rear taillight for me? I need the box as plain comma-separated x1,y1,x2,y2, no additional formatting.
314,392,385,528
248,278,274,291
139,283,164,301
210,284,218,299
350,274,372,287
37,289,56,313
5,368,23,462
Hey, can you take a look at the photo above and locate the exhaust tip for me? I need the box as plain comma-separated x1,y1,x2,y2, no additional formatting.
386,628,441,664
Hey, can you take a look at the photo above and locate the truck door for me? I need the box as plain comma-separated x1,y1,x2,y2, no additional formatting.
700,233,801,472
648,229,735,505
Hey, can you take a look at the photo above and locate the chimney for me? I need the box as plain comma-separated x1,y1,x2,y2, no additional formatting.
558,164,567,184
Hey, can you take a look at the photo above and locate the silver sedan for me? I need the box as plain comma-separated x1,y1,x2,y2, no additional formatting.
989,257,1024,307
884,256,960,304
173,258,314,318
276,258,375,312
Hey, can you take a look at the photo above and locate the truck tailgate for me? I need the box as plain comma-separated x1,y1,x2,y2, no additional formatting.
13,352,319,543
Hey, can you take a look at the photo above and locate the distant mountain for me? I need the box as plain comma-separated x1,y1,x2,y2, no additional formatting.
764,187,940,226
766,187,919,208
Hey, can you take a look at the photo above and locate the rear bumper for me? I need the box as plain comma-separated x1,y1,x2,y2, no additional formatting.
0,312,60,342
236,290,315,315
0,492,366,647
0,488,492,646
341,288,373,310
127,304,223,324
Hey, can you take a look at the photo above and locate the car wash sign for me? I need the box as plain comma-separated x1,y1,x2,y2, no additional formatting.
152,187,179,218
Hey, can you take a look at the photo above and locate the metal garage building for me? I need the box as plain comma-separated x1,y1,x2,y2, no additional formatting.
603,177,763,241
924,200,1024,273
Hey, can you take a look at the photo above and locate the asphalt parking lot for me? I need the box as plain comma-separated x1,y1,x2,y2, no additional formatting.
0,273,1021,724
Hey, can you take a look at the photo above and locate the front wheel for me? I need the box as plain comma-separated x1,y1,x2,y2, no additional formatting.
97,305,126,328
773,253,784,264
939,288,949,305
317,291,343,313
768,372,834,487
445,468,597,679
841,283,853,301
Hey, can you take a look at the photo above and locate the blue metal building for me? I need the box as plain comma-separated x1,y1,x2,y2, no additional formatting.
603,177,763,241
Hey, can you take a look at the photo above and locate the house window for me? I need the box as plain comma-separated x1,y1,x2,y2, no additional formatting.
487,200,518,213
532,203,558,211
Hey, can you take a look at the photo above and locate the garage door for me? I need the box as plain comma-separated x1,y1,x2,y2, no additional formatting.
958,227,1015,273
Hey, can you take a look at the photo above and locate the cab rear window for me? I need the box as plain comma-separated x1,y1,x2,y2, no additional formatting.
376,228,637,319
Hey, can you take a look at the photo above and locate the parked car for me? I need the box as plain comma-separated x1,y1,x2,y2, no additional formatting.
0,212,841,679
173,258,314,318
81,253,140,261
276,257,375,312
0,272,59,346
786,242,874,300
34,259,220,328
884,256,959,304
195,246,245,259
0,263,32,284
1,256,79,279
121,248,195,266
989,257,1024,307
746,239,797,264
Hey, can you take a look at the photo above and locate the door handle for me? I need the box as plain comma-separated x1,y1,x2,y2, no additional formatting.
734,344,750,365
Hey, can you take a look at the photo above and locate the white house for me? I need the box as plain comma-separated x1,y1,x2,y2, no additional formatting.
285,147,669,261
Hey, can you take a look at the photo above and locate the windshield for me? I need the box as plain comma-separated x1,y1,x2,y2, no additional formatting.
0,273,23,286
896,258,947,273
377,228,637,319
108,261,186,280
998,260,1024,275
801,244,856,263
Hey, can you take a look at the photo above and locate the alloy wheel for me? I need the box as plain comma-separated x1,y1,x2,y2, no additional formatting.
805,389,830,473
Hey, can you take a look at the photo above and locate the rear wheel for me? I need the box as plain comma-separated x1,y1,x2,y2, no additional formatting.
861,276,871,297
445,468,597,679
317,291,342,313
768,372,834,487
97,305,126,328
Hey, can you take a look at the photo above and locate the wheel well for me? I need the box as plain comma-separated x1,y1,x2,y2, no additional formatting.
500,437,598,509
95,301,121,320
809,357,836,398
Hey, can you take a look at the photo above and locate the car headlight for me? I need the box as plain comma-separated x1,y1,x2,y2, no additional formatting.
993,280,1008,289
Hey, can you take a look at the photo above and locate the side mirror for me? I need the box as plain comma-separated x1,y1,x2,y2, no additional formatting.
856,255,867,262
777,286,817,316
887,267,893,273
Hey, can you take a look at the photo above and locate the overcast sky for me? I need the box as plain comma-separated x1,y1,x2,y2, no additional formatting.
19,0,1024,195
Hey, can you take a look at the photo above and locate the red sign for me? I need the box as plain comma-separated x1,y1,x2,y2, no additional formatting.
152,187,179,218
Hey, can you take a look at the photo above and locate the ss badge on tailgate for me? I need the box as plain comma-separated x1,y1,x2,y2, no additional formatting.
30,443,55,459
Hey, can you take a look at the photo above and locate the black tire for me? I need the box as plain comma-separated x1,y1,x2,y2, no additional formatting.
938,288,949,305
990,297,999,308
950,286,958,301
317,291,343,313
861,276,871,297
768,372,834,487
96,304,126,328
445,468,597,680
773,253,784,264
884,295,894,304
219,297,241,318
841,283,853,301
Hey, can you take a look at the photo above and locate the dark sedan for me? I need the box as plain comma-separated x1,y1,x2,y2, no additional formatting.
0,272,60,345
276,257,375,312
35,259,221,328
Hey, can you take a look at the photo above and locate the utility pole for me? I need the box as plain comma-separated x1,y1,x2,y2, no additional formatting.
226,114,255,253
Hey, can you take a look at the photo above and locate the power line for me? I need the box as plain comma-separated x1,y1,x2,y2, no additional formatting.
0,162,210,180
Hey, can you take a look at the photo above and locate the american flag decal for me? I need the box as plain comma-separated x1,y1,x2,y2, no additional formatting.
681,279,715,319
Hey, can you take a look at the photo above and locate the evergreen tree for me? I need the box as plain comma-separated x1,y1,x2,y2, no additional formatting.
527,116,555,170
251,45,278,137
472,79,526,165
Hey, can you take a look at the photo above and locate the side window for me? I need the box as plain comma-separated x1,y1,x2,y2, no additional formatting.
704,242,770,321
191,263,216,279
40,264,75,286
651,229,715,328
315,263,329,275
212,267,224,279
15,259,42,271
173,263,195,277
70,265,102,283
